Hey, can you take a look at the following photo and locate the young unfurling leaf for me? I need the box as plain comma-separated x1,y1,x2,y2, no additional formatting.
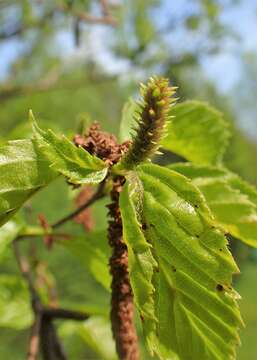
30,112,108,185
0,112,109,228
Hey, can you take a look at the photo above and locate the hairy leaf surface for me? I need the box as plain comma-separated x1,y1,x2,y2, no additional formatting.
161,101,230,165
31,114,108,184
120,164,242,360
170,163,257,247
0,139,57,226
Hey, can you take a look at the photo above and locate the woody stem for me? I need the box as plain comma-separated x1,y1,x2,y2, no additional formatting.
107,176,140,360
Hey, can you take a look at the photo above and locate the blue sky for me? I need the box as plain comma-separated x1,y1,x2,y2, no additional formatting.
203,0,257,92
0,0,257,138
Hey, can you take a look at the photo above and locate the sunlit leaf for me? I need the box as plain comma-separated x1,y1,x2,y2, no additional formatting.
120,177,157,347
170,162,257,248
161,101,230,165
120,163,242,360
0,139,57,227
31,112,108,185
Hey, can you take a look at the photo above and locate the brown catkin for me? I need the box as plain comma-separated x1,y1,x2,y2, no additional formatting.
107,176,140,360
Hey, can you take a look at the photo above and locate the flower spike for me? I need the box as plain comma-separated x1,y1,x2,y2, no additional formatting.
119,76,176,169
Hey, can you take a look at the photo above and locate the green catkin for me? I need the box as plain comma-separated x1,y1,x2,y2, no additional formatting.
120,76,176,169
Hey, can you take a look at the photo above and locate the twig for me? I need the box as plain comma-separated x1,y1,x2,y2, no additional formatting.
13,241,89,359
0,9,54,40
13,241,41,309
51,181,106,229
57,4,117,26
13,241,42,360
40,318,67,360
0,3,116,41
43,307,89,321
16,183,106,241
27,314,42,360
100,0,111,16
15,176,106,244
17,233,72,241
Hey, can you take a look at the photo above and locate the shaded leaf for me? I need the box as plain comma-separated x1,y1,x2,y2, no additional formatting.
0,139,57,227
121,163,242,360
0,275,33,330
31,112,108,185
77,317,117,360
161,101,230,165
59,316,117,360
170,163,257,248
59,230,111,290
119,98,138,142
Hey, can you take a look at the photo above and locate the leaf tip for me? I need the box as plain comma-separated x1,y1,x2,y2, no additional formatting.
28,109,35,124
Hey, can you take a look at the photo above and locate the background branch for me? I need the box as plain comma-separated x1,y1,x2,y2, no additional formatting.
0,74,115,103
43,308,89,321
0,2,116,41
27,314,42,360
0,9,54,40
40,319,67,360
13,241,89,360
13,241,43,360
52,181,106,229
57,3,117,26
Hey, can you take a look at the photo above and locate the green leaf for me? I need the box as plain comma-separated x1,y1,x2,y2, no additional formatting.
169,163,257,248
0,275,33,330
77,317,117,360
161,101,230,165
59,230,111,290
59,317,117,360
31,112,108,185
119,98,138,142
120,177,157,349
0,139,57,226
120,163,242,360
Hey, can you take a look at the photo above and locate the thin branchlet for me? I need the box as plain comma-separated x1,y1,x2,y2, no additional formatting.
120,77,176,169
